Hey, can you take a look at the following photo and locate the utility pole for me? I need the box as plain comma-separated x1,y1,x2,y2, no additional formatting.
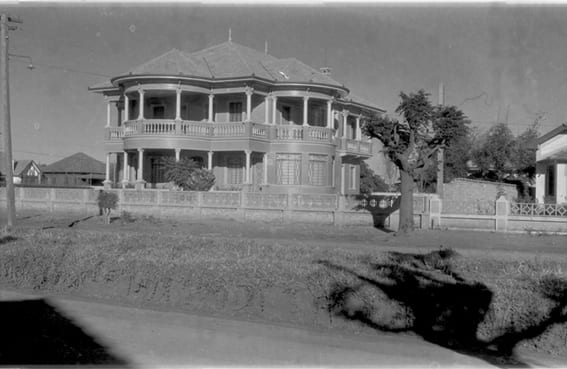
437,83,445,198
0,14,21,230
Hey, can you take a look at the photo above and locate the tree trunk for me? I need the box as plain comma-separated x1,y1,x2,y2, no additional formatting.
398,169,414,234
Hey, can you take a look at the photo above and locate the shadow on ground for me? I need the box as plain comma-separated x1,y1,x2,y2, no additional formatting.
0,298,131,366
317,249,567,368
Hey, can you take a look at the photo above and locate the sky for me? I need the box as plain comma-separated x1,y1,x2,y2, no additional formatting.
4,3,567,164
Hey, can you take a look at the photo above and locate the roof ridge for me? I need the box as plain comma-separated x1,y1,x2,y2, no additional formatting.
190,41,230,56
229,42,254,76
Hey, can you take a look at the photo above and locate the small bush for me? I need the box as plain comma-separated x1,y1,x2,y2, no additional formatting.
97,191,118,224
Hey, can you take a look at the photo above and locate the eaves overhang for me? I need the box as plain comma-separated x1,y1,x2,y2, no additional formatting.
107,74,350,95
538,123,567,145
338,99,386,114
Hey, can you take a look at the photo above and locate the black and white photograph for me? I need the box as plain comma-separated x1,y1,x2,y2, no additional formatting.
0,1,567,368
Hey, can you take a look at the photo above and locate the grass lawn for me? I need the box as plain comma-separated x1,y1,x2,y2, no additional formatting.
1,211,567,365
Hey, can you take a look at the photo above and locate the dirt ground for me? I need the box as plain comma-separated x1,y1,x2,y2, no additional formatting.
3,210,567,364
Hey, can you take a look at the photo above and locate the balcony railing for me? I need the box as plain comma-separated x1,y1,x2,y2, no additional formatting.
337,138,372,155
106,120,370,155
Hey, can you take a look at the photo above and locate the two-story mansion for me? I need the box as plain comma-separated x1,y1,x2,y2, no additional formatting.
90,40,385,194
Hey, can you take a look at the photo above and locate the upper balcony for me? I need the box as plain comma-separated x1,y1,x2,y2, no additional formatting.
105,120,372,157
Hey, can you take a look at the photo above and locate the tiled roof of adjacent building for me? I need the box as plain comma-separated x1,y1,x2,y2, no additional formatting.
43,152,105,174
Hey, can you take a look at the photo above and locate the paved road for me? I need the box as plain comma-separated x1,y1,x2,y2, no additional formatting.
0,290,505,368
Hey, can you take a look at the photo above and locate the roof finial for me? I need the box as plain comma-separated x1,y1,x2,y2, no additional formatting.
265,40,268,55
229,28,232,42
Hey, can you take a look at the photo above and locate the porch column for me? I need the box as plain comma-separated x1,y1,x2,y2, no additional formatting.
122,151,129,187
175,148,181,162
175,88,182,120
557,163,567,204
207,151,213,171
263,153,268,184
103,153,111,189
137,148,145,182
303,96,310,126
245,87,253,122
272,96,278,124
208,94,214,122
356,115,362,141
326,100,333,129
245,150,252,184
342,110,349,139
137,89,145,120
106,98,112,127
535,161,546,203
264,95,270,124
123,95,129,122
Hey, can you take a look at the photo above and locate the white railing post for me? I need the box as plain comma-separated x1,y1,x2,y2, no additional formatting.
495,196,509,232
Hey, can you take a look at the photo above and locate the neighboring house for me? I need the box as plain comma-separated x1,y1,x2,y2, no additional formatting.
535,123,567,204
89,40,385,194
42,152,105,187
13,160,43,184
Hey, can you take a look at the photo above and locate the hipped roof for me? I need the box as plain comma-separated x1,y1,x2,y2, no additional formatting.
43,152,105,174
90,41,382,112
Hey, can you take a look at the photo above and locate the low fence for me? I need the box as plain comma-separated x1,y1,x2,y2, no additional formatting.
2,186,566,233
0,187,374,226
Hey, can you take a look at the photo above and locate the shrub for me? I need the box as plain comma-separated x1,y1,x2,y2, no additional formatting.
97,191,118,224
163,157,215,191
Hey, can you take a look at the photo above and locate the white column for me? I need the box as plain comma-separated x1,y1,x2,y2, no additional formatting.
208,151,213,171
535,161,546,203
138,89,145,120
137,148,145,182
208,94,214,122
264,95,270,124
557,163,567,204
342,110,348,139
326,100,333,129
175,148,181,162
123,95,129,122
175,88,182,120
106,99,112,127
272,96,278,124
245,88,253,122
245,150,252,184
263,153,268,184
356,116,361,141
303,96,310,126
122,151,129,185
104,153,111,183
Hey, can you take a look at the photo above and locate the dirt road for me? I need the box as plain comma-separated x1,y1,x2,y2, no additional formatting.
0,289,501,368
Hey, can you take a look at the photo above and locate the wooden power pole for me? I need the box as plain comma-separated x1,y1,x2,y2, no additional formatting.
0,14,21,229
437,83,445,198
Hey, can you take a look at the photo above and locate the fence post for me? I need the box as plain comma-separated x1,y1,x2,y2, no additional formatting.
334,195,345,226
495,196,509,232
238,191,247,221
17,187,23,210
429,194,442,229
49,188,56,213
196,191,203,219
82,189,89,215
283,192,293,223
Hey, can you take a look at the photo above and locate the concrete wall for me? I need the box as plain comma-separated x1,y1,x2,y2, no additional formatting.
443,178,518,202
0,187,372,226
5,187,566,234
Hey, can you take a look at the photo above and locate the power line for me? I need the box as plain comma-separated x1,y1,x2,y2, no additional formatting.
10,58,111,78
